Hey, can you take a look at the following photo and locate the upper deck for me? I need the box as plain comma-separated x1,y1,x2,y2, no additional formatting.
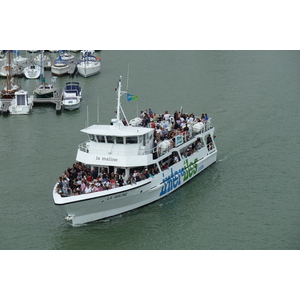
76,117,215,167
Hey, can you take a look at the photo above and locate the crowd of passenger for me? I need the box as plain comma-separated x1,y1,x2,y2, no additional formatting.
123,109,211,152
56,109,215,197
55,162,161,197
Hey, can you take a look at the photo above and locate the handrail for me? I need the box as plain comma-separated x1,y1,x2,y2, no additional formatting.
78,119,214,156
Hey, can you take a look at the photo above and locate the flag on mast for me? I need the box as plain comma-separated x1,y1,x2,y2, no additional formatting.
127,94,139,101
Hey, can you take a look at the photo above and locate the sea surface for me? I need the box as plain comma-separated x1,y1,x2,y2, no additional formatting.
0,50,299,250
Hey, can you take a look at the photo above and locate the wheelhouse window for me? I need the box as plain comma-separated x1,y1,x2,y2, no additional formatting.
106,136,115,143
97,135,105,143
126,136,138,144
89,134,96,142
116,136,124,144
17,95,26,105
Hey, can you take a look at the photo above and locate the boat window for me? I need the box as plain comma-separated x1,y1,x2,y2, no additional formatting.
139,136,143,144
116,136,124,144
89,134,96,142
126,136,138,144
106,136,115,143
97,135,105,143
17,95,26,105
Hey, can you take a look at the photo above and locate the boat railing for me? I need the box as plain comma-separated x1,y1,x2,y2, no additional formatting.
78,119,214,156
79,142,89,153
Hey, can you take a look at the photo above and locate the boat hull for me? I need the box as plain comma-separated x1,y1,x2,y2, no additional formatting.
8,105,31,114
77,64,100,77
51,65,69,76
24,66,40,79
62,102,80,110
53,150,217,225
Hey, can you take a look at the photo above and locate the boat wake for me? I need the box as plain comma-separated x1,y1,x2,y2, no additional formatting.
218,155,228,162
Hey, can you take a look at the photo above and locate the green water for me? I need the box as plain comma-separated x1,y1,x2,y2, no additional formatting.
1,50,299,249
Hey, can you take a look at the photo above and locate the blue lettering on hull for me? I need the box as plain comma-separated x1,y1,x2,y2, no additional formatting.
159,158,204,196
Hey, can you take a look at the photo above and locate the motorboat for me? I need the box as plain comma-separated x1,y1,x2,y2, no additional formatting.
34,79,57,98
77,50,101,77
8,90,33,114
62,82,82,110
53,76,217,226
51,53,69,76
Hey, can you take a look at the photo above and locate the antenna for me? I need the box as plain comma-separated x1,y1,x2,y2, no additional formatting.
97,96,100,124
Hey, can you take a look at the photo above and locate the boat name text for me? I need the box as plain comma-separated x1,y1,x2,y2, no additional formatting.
106,192,127,200
96,156,118,162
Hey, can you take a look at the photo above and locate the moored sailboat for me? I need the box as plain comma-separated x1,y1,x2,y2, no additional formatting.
1,51,21,99
77,50,101,78
34,51,57,98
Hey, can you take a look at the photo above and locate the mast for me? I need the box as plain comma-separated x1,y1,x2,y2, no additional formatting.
7,50,11,90
114,76,128,123
116,76,122,121
39,50,43,83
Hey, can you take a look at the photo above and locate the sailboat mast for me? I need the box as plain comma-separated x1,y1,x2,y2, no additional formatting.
7,50,11,90
39,50,43,83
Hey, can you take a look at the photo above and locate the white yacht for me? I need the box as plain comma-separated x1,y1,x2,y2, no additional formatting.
53,76,217,226
62,82,82,110
60,51,75,62
51,58,69,76
24,63,40,79
34,80,57,98
33,52,51,69
77,50,101,77
12,52,28,69
8,90,33,114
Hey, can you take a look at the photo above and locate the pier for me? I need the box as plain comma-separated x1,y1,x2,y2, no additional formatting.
1,88,63,115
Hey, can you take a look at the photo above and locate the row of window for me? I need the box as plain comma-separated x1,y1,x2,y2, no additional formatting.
89,132,153,145
89,134,139,144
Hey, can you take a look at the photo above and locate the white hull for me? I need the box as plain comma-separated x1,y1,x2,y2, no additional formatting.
34,54,51,68
51,64,69,76
62,99,81,110
62,82,82,110
9,105,31,114
24,65,40,79
0,64,19,77
77,63,101,77
34,84,56,97
8,90,33,114
53,140,217,225
53,76,217,226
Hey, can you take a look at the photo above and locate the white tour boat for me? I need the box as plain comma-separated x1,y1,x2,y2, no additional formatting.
8,90,33,114
77,50,101,77
53,76,217,225
62,82,82,110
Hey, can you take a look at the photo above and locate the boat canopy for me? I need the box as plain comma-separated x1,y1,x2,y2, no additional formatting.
81,124,153,137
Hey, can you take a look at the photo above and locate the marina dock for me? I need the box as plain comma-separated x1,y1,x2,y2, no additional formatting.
1,88,63,115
